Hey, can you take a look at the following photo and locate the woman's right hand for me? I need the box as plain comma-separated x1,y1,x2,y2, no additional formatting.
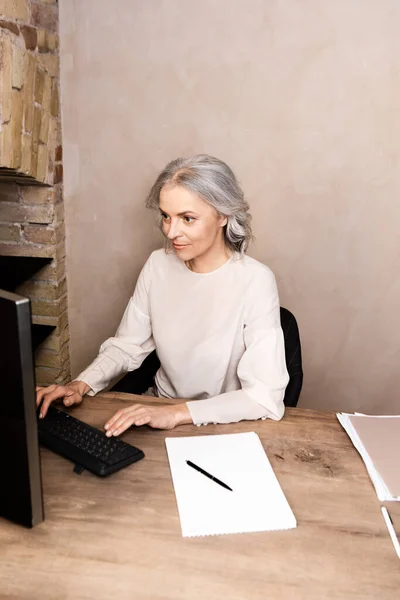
36,380,90,419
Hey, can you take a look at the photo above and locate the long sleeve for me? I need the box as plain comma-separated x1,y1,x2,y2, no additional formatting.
76,257,155,395
186,268,289,425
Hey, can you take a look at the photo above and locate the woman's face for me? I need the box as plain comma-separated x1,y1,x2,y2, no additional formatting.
159,185,227,262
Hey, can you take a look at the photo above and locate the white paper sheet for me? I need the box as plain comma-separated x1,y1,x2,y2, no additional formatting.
165,432,297,537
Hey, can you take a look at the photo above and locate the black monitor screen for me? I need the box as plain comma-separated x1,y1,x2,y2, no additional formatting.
0,289,44,527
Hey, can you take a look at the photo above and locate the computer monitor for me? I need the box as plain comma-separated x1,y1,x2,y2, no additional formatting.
0,289,44,527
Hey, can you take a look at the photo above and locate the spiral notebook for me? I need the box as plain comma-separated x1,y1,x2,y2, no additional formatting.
165,431,296,537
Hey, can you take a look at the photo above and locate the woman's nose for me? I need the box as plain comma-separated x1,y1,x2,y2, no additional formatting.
166,219,180,239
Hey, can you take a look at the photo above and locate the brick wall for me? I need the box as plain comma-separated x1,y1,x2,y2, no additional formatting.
0,0,60,181
0,0,70,386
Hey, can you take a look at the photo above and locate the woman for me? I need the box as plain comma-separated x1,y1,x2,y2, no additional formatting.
36,155,289,434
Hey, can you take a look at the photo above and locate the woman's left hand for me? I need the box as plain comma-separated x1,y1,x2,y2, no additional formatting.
104,402,192,436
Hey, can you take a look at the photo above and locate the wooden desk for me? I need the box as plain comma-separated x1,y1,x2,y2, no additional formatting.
1,393,400,600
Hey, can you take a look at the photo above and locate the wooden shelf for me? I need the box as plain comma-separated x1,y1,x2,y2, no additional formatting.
0,256,52,291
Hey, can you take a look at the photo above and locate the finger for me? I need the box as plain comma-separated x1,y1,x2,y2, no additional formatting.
107,413,151,437
104,409,125,430
105,408,147,435
63,391,82,407
104,405,143,430
105,407,148,435
36,384,56,407
39,386,69,418
132,415,152,428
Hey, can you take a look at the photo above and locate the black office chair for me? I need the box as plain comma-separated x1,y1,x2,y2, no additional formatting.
279,307,303,407
111,307,303,407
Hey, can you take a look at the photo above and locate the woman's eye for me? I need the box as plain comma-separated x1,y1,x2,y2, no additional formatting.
160,213,169,221
183,216,194,223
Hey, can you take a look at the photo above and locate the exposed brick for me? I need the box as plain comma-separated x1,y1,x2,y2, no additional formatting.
48,32,58,52
55,239,66,261
35,366,59,384
32,314,58,326
34,67,45,104
53,200,64,223
54,370,71,386
30,149,38,178
30,2,58,33
23,223,53,244
37,52,58,76
0,242,55,258
42,72,52,111
18,277,67,301
55,115,61,146
32,106,41,152
0,201,53,223
57,308,69,332
23,221,64,244
11,43,24,89
46,152,54,182
22,185,53,204
23,52,35,132
37,28,45,51
37,311,70,352
11,88,23,168
21,25,37,50
0,182,19,202
21,133,32,172
55,144,62,161
50,78,58,116
46,115,58,180
37,28,57,53
54,163,62,183
39,111,49,143
36,142,47,181
0,120,13,167
32,256,56,281
0,222,21,241
39,324,70,353
0,0,28,21
32,254,65,282
35,341,69,369
0,32,13,122
0,20,20,36
31,291,67,317
36,362,71,386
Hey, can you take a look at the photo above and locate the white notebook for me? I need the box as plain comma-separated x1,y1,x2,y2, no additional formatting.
165,432,297,537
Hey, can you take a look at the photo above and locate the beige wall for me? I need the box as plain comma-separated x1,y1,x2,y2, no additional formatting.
59,0,400,414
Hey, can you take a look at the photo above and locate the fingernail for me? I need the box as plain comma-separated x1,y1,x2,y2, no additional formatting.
39,413,43,419
106,431,112,437
104,424,109,430
65,400,70,406
113,430,119,436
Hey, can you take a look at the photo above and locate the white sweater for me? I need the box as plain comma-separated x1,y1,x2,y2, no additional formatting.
77,249,289,425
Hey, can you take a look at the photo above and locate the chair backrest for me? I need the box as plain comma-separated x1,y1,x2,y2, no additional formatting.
280,307,303,407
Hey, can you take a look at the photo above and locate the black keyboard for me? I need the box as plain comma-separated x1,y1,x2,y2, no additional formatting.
37,405,144,477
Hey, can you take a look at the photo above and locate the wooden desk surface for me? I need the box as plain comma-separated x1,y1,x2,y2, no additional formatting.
1,393,400,600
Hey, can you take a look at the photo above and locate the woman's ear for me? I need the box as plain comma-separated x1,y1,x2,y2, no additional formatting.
220,215,228,227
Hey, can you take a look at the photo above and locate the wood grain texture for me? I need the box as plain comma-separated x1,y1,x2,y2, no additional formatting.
1,393,399,600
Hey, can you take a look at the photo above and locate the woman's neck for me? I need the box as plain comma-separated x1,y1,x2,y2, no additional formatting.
186,240,232,274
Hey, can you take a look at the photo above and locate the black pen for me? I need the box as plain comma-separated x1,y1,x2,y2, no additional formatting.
186,460,233,491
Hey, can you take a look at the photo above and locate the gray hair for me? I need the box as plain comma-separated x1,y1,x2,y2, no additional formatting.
145,154,253,254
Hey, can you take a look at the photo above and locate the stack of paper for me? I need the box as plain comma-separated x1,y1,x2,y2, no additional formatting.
337,413,400,501
165,432,297,537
